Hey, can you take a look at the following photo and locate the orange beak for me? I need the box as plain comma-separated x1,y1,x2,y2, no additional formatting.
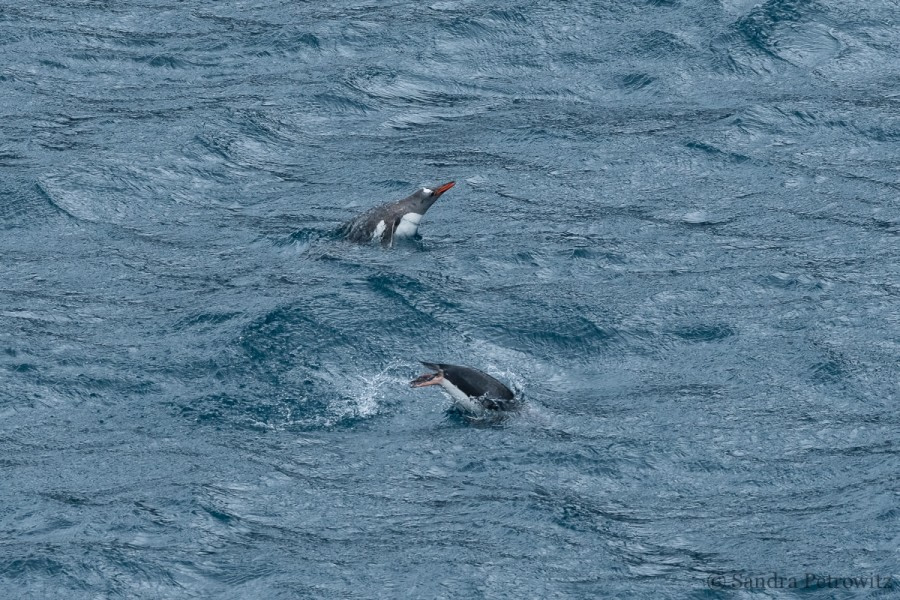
432,181,455,197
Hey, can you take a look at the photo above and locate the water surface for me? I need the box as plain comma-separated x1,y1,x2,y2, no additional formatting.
1,0,898,597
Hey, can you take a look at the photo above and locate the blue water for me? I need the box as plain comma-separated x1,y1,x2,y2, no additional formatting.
2,1,898,597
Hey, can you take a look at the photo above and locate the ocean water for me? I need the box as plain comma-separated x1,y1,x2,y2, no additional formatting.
1,0,898,598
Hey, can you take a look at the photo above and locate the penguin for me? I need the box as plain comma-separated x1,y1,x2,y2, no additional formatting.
410,362,516,412
340,181,455,246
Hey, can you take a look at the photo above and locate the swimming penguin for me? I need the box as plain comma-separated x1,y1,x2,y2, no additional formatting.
410,362,516,412
340,182,455,245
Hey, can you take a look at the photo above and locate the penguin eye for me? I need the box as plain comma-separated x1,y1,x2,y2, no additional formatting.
422,187,434,196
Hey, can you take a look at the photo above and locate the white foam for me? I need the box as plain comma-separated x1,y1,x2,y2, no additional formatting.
337,361,405,419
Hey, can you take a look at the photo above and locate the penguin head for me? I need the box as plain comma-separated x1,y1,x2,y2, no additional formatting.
405,181,455,215
409,362,445,388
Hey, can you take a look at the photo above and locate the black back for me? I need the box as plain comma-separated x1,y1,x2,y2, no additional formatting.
426,362,515,401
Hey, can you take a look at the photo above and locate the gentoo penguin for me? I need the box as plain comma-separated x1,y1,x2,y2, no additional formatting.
340,181,455,245
410,362,516,412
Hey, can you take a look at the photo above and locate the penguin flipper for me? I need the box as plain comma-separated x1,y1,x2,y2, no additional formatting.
383,216,401,247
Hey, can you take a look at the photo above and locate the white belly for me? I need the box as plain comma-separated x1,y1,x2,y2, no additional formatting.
393,212,422,238
439,379,482,413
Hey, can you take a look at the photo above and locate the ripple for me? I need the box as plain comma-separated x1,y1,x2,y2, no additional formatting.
37,172,133,226
621,72,656,92
670,324,736,342
344,69,476,108
718,0,841,73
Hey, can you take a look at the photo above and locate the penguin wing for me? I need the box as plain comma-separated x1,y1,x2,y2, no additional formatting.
384,216,401,247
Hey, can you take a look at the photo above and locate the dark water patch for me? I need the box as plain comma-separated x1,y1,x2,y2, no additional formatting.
684,140,752,164
484,313,623,358
631,29,698,58
638,382,729,401
36,167,173,227
201,504,238,526
807,347,852,385
172,311,243,331
86,30,164,49
71,374,162,398
859,117,900,142
239,305,345,369
365,272,461,330
38,59,67,69
736,0,817,50
442,15,495,40
726,103,824,137
0,555,68,580
40,492,98,507
760,271,826,291
442,8,534,45
621,72,656,92
295,32,320,49
313,92,372,115
716,0,841,74
485,8,530,26
529,485,646,533
670,324,736,342
133,54,194,69
276,227,326,248
345,69,476,109
0,181,60,227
